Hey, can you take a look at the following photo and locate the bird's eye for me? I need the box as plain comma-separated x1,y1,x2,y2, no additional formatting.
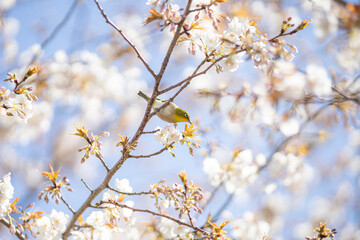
185,114,188,118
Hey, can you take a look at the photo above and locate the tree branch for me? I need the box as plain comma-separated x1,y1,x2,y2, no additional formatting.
98,201,210,236
81,178,93,193
128,142,175,159
62,2,195,239
158,51,211,95
96,155,110,172
141,129,159,134
106,185,152,196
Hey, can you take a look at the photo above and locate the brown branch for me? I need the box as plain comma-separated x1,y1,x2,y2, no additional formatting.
62,2,195,239
106,185,152,196
96,155,110,172
158,51,211,95
128,142,175,159
93,0,157,79
156,0,193,82
81,178,93,193
98,201,210,236
142,129,159,134
13,75,30,92
0,218,25,240
187,212,195,228
62,155,128,239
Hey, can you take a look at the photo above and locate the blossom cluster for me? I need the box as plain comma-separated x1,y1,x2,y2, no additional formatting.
154,125,183,145
198,58,334,138
38,163,73,205
151,172,204,218
268,61,332,101
145,0,307,70
1,67,39,124
31,210,69,240
0,173,14,219
336,28,360,74
231,211,270,240
301,0,360,73
158,217,191,239
268,152,309,189
154,123,200,156
181,15,305,71
72,178,136,239
0,86,37,123
203,149,261,194
0,0,19,63
302,0,338,39
73,123,110,163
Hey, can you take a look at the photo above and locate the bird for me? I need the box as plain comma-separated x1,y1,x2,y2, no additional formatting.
138,91,192,124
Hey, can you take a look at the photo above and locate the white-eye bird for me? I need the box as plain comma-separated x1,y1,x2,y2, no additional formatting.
138,91,192,124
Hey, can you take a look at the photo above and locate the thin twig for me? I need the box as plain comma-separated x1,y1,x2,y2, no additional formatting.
60,196,75,214
142,129,159,134
13,75,30,92
93,0,156,79
83,137,110,172
107,185,152,196
98,201,210,236
96,155,110,172
158,51,212,95
187,212,195,228
151,49,246,119
81,179,93,193
128,142,174,159
0,218,25,240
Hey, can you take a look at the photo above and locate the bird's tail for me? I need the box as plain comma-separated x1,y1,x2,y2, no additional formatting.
138,91,150,102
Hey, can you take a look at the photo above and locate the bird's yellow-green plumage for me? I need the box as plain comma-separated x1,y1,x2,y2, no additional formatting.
138,91,191,124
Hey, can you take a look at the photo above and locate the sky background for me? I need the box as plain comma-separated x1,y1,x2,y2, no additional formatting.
1,0,360,239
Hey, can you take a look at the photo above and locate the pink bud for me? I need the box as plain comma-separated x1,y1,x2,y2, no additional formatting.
10,225,16,235
27,202,35,209
102,131,110,137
